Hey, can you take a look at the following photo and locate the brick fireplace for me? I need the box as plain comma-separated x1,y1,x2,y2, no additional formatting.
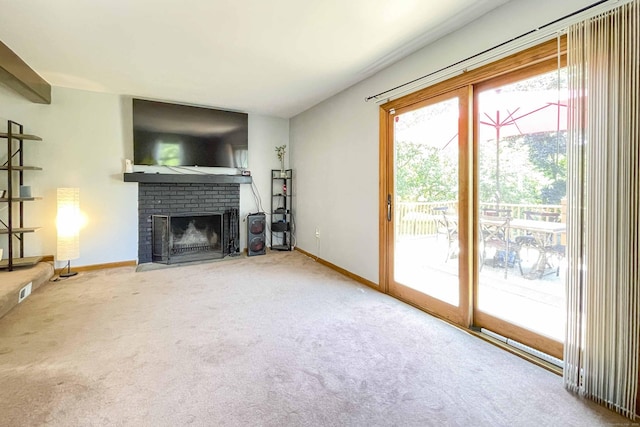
152,212,225,264
136,182,240,263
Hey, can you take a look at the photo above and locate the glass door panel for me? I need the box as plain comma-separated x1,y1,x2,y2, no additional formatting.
388,87,469,326
475,68,568,357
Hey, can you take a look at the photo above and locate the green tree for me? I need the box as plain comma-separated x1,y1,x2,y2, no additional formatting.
395,140,457,202
394,67,567,208
518,131,567,204
479,137,547,205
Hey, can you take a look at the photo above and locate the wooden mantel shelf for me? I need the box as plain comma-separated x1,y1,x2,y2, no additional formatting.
123,172,252,184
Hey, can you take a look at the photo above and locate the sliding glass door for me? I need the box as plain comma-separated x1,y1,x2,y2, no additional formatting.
380,39,567,360
474,64,567,359
384,87,470,326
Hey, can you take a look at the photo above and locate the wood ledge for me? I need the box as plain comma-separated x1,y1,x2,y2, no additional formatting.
124,173,252,184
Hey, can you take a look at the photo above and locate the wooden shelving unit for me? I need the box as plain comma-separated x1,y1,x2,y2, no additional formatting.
0,166,43,171
1,120,43,271
270,169,293,251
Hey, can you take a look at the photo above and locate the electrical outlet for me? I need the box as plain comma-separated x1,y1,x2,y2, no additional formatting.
315,227,320,238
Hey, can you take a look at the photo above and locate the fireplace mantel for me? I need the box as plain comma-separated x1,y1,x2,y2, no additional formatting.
124,173,252,184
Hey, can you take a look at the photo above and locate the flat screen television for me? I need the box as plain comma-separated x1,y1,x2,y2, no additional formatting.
132,99,248,168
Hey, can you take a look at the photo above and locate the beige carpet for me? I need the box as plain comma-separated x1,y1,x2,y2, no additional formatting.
0,250,634,426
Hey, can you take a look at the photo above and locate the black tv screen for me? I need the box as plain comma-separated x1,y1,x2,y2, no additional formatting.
133,99,248,168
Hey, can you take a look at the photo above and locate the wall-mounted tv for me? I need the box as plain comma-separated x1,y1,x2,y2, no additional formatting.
133,99,248,168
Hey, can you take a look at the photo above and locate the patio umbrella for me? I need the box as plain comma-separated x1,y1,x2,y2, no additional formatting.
478,88,567,209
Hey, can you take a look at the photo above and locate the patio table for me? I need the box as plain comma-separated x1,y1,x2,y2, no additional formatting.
509,219,566,236
510,219,566,278
480,217,566,279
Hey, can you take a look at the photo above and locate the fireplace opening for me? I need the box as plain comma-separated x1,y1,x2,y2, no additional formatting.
152,213,225,264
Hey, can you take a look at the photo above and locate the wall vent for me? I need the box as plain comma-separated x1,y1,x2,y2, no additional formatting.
18,282,32,303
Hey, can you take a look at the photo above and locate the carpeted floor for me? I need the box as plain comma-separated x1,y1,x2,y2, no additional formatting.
0,250,635,426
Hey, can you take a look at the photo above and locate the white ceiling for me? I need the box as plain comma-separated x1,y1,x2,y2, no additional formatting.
0,0,511,118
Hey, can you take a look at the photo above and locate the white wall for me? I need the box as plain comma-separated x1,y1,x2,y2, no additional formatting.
0,85,288,267
242,114,290,248
0,85,138,268
290,0,595,284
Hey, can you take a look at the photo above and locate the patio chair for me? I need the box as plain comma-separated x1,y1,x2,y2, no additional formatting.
482,208,512,218
516,234,565,278
543,243,565,277
432,206,449,240
480,211,519,278
488,234,522,272
433,207,458,263
519,210,564,278
515,235,541,278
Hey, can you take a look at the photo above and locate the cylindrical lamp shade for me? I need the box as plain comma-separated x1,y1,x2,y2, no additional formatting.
57,188,80,261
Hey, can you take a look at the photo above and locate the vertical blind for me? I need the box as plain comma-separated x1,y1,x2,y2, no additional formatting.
565,0,640,419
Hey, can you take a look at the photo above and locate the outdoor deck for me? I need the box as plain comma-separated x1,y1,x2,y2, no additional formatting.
395,235,565,342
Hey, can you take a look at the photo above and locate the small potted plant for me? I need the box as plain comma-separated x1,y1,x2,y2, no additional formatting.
275,144,287,177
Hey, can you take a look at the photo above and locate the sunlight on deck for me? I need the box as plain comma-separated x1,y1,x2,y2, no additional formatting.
395,236,565,342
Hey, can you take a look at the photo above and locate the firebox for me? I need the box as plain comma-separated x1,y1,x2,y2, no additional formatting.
152,213,225,264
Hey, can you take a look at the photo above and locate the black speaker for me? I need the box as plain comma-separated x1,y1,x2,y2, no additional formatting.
247,212,266,256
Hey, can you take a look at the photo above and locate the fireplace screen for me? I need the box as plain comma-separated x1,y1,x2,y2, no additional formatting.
152,213,224,264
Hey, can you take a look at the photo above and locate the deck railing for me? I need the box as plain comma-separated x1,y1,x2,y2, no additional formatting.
396,201,564,237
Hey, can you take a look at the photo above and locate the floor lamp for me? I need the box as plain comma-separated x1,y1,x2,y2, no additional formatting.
56,188,80,278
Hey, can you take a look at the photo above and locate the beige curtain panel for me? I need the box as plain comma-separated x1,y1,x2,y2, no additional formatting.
564,0,640,420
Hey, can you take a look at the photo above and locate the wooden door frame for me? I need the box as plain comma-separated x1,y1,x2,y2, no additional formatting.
379,108,392,295
379,87,472,327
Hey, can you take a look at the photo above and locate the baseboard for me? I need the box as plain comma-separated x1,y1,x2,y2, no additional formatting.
294,247,379,291
24,256,136,275
54,260,137,275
